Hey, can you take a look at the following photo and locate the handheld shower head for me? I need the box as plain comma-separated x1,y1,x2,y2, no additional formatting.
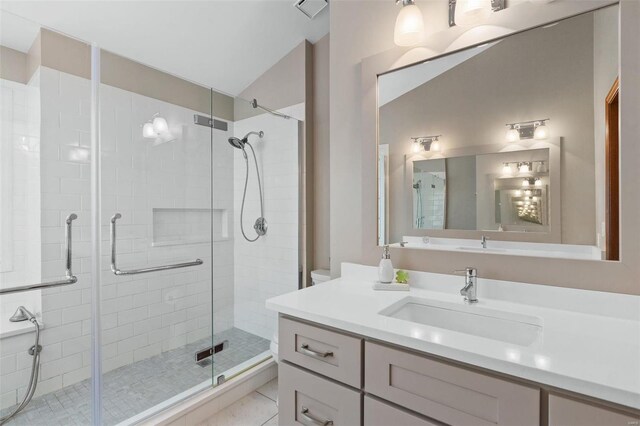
10,306,36,323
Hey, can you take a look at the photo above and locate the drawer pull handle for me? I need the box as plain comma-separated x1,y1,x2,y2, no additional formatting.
301,406,334,425
300,344,333,359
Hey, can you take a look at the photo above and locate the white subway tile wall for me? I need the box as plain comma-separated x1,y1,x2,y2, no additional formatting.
233,112,300,341
0,66,235,410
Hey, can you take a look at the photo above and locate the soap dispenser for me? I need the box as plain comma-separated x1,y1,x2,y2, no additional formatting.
378,245,394,283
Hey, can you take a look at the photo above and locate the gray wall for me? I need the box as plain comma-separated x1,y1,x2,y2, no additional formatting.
379,13,597,244
313,35,330,270
446,156,476,230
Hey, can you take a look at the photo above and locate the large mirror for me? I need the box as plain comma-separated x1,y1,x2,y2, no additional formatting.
377,5,619,261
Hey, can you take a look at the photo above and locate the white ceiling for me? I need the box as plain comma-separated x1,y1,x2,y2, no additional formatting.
0,0,329,95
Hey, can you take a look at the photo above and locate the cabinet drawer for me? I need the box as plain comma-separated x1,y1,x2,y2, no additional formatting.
279,362,362,426
548,394,640,425
365,341,539,426
279,316,362,388
364,396,442,426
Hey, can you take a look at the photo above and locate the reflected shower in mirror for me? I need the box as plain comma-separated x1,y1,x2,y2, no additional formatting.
377,5,620,261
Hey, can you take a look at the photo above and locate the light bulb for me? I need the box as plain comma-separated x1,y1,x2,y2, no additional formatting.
534,178,543,187
502,163,512,175
454,0,491,27
522,179,530,187
152,116,169,134
505,127,520,142
431,140,441,152
514,190,522,197
519,163,530,173
143,122,155,138
394,2,424,47
534,122,549,140
412,141,420,153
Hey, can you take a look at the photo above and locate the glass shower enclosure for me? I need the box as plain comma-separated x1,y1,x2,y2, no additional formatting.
0,12,301,425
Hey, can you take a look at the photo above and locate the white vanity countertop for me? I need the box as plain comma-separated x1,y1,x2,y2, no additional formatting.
266,263,640,410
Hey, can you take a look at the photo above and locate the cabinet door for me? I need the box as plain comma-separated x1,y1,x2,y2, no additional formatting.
365,341,539,426
279,362,362,426
364,396,442,426
549,394,640,426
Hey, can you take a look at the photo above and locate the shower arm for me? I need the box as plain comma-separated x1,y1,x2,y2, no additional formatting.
110,213,203,275
0,214,78,295
250,99,291,120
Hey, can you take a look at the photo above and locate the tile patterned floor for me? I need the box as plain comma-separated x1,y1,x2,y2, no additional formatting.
1,328,270,426
202,379,279,426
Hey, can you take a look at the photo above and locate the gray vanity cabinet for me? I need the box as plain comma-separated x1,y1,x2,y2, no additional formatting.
277,316,639,426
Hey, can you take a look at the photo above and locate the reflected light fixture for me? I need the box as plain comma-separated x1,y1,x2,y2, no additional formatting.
505,118,550,141
522,178,531,187
506,124,520,142
533,121,549,140
411,135,442,152
534,178,543,187
502,163,512,175
394,0,425,47
518,162,531,173
143,113,174,142
142,122,155,138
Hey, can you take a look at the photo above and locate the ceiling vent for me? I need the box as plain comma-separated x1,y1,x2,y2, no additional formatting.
294,0,328,20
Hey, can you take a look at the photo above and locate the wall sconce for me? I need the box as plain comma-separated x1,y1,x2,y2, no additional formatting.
449,0,505,27
394,0,425,47
501,160,545,175
522,177,543,187
411,135,442,152
505,118,550,141
143,113,173,142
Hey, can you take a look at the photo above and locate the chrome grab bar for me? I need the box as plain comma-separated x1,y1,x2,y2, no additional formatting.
110,213,203,276
299,344,334,359
300,407,333,426
0,214,78,295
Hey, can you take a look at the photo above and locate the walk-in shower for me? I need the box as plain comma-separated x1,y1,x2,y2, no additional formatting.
0,12,302,425
229,131,268,242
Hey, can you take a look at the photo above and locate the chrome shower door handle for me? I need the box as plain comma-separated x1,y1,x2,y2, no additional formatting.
299,344,333,359
300,407,333,426
0,213,78,295
110,213,204,275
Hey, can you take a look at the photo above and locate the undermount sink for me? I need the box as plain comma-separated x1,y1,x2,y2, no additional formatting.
379,297,542,346
456,246,508,254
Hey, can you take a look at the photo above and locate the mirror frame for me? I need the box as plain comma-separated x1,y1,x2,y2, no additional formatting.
360,0,640,295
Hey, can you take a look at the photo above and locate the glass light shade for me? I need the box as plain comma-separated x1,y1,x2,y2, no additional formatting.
431,140,441,152
412,141,420,153
534,122,549,139
394,3,424,47
502,163,512,175
522,178,530,187
534,178,543,187
514,190,522,197
454,0,491,27
142,122,155,138
505,127,520,142
524,189,532,196
152,116,169,134
519,163,530,173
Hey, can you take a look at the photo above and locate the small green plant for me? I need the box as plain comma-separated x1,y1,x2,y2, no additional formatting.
395,270,409,284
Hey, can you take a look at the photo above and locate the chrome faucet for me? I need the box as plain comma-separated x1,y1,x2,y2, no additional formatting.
454,267,478,303
481,235,488,249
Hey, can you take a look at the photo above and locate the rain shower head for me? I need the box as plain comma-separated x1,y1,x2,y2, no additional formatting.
9,306,35,323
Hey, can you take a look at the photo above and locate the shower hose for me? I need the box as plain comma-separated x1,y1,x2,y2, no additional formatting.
239,141,266,242
0,318,42,425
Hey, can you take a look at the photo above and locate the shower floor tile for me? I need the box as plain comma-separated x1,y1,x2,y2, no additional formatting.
1,328,270,426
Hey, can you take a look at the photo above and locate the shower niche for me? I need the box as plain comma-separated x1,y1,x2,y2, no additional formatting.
152,208,229,246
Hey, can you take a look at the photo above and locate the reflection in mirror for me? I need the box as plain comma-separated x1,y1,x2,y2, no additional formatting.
377,5,619,261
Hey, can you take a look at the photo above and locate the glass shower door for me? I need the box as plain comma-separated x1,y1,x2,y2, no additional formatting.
98,52,215,424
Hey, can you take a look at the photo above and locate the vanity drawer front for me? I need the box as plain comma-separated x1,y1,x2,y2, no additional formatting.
365,342,540,426
364,396,442,426
548,394,640,425
280,317,362,388
279,362,362,426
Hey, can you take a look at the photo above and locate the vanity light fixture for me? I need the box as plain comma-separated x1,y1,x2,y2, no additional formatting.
505,118,550,141
411,135,442,152
518,162,531,173
522,178,531,187
143,113,173,142
534,178,543,187
502,163,513,175
394,0,425,47
449,0,505,27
